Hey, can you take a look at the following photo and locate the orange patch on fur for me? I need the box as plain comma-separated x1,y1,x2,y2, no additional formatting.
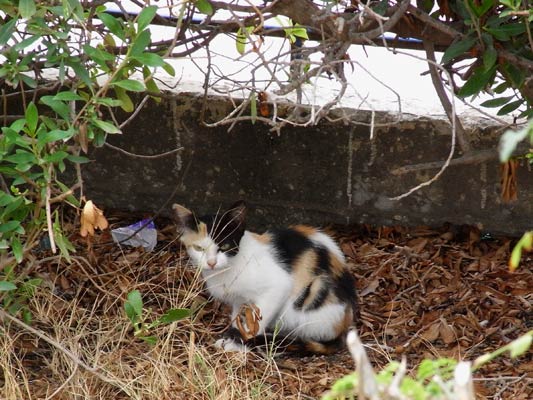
179,222,208,247
250,232,271,244
329,254,346,278
333,305,354,337
291,250,317,293
291,225,317,237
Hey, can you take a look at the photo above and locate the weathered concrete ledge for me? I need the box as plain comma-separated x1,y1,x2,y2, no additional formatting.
82,93,532,236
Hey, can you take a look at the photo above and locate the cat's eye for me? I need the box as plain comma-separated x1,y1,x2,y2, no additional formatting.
220,243,231,251
191,244,204,252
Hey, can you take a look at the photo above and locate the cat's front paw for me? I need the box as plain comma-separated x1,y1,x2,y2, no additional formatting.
215,338,249,353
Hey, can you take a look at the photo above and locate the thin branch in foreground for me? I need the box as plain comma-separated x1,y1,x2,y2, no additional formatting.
423,40,470,153
103,143,184,159
0,308,133,397
391,149,496,175
45,164,57,254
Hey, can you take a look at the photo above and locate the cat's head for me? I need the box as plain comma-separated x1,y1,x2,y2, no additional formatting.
172,201,247,270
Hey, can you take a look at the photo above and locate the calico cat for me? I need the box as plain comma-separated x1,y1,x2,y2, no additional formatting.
173,201,358,354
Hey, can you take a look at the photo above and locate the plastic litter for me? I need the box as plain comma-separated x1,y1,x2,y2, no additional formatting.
111,219,157,252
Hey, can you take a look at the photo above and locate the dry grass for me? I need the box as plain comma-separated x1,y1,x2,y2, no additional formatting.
1,219,531,399
0,238,321,400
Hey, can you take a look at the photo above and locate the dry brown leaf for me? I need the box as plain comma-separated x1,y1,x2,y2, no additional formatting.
78,122,89,154
407,238,428,253
421,322,440,342
360,278,380,296
500,160,518,202
80,200,109,237
439,319,456,344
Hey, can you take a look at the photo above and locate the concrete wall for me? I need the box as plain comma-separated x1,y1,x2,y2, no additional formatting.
82,93,532,236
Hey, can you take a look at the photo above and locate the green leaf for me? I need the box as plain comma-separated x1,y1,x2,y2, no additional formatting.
0,221,21,234
44,150,69,163
66,58,92,88
19,0,36,19
82,44,115,71
485,22,526,41
0,281,17,291
133,52,165,67
470,0,496,18
125,290,143,320
497,99,523,115
140,335,158,345
162,62,175,77
112,79,145,92
143,66,161,99
53,223,75,261
236,27,246,55
97,12,125,40
508,333,533,358
483,46,497,71
137,5,158,32
457,66,495,98
53,91,83,101
158,308,190,324
40,96,71,120
13,34,41,51
288,24,309,41
130,29,151,57
114,87,134,112
92,119,121,134
498,124,531,162
56,180,80,207
38,129,74,146
11,236,23,263
493,81,509,94
66,155,90,164
0,19,17,46
196,0,213,16
25,102,38,134
503,62,525,88
5,150,36,165
479,96,513,108
93,97,123,107
442,37,477,64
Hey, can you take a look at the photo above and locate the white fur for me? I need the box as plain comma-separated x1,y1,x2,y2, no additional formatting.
310,231,346,263
186,236,229,270
215,338,249,353
189,231,348,350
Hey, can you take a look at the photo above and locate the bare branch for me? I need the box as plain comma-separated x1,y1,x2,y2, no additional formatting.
423,40,471,153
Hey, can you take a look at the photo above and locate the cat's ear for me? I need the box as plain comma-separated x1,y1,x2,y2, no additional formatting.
228,200,247,226
172,204,196,233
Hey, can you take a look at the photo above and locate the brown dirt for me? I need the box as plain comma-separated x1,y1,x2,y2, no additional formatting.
1,212,531,399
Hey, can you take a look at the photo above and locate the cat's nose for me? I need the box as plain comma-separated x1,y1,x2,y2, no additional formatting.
207,259,217,269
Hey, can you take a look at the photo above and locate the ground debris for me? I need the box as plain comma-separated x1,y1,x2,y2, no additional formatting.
1,214,531,399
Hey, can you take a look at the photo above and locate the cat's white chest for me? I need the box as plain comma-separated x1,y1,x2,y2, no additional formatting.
202,231,290,303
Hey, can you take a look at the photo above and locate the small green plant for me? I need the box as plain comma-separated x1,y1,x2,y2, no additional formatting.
0,264,42,324
323,330,533,400
323,358,457,400
124,289,190,345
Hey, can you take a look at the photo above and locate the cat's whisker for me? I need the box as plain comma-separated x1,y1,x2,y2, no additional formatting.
211,208,241,244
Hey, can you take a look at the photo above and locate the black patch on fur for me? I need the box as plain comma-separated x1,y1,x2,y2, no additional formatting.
271,228,313,271
333,270,359,319
173,208,196,233
200,213,245,256
315,246,331,273
223,326,246,342
293,284,312,310
306,281,330,311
